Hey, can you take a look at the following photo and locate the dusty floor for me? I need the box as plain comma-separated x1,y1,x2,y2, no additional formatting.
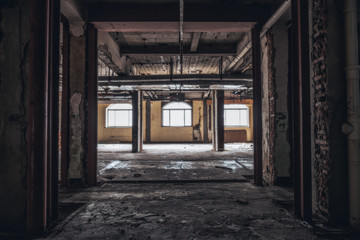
97,143,253,182
37,143,358,239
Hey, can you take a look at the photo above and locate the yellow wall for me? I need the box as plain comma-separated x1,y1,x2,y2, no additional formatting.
98,103,147,143
150,101,193,142
98,100,253,143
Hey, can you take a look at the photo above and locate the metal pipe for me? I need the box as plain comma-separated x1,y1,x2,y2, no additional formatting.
224,0,291,72
343,0,360,229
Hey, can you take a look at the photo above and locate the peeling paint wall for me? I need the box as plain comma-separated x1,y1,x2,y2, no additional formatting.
0,0,29,233
68,32,86,183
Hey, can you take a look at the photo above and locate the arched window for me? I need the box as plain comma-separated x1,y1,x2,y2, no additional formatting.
162,102,192,127
106,103,132,127
224,104,249,127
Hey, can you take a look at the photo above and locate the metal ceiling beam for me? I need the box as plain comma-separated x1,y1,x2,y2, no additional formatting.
98,74,251,82
87,2,271,23
121,44,235,56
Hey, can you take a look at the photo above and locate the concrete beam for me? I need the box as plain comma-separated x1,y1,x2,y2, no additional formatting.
98,31,131,75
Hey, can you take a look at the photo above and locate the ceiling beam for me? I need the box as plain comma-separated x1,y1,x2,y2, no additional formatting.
93,22,255,32
87,2,271,23
121,44,236,56
98,74,252,87
190,33,201,52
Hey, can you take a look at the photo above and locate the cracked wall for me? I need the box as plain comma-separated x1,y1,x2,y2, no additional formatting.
0,0,29,233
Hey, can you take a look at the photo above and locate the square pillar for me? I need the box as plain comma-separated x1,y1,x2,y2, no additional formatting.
132,91,143,153
212,90,224,151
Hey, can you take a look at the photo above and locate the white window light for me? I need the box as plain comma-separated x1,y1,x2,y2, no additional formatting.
106,103,132,127
224,104,249,127
162,102,192,127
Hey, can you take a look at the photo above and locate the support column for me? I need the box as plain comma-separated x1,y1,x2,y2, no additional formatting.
67,24,87,186
132,91,143,153
252,24,263,186
27,0,50,233
60,16,70,187
87,24,98,186
291,0,312,221
212,90,224,151
203,98,209,142
145,100,151,143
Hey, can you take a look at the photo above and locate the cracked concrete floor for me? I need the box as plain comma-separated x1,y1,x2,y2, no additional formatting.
45,143,356,239
97,143,253,182
50,182,318,240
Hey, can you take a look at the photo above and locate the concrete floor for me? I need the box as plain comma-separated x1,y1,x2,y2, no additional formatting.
97,143,253,182
38,143,358,239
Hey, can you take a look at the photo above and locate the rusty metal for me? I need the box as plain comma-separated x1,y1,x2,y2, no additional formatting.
61,15,70,188
27,0,50,233
252,24,263,186
87,24,98,186
291,0,312,221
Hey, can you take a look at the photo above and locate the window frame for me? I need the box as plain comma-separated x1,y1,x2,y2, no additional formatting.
224,104,249,127
105,103,133,128
161,101,193,127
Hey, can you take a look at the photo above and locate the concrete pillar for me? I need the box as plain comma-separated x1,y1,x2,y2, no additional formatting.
145,100,151,143
132,91,143,153
67,26,87,185
212,90,224,151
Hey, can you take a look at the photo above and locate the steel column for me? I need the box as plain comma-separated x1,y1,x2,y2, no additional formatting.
27,0,50,233
60,16,70,187
47,0,60,225
87,24,98,186
132,91,143,153
212,90,224,151
252,24,263,186
291,0,312,221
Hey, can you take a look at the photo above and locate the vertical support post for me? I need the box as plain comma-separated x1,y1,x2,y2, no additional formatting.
291,0,312,220
252,24,263,186
87,24,98,186
132,91,143,153
27,0,50,233
212,90,224,151
203,98,208,142
47,0,60,224
146,100,151,143
61,16,70,187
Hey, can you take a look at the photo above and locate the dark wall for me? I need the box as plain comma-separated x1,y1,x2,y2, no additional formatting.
0,0,29,234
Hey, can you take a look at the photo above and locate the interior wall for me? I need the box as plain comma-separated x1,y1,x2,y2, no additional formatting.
98,102,147,143
0,0,29,233
272,11,292,181
311,0,348,225
98,99,253,143
150,101,195,142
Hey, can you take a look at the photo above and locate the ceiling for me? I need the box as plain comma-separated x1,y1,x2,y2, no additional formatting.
80,0,279,100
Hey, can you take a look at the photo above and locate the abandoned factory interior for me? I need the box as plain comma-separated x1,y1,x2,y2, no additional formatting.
1,0,360,239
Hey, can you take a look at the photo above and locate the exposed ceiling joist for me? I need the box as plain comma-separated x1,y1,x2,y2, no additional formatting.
190,33,201,52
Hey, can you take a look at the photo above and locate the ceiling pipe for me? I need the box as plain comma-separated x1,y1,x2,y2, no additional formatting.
343,0,360,229
224,0,291,73
179,0,184,74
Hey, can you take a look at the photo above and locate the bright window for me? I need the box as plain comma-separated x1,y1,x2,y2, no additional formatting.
162,102,192,127
224,104,249,127
106,103,132,127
